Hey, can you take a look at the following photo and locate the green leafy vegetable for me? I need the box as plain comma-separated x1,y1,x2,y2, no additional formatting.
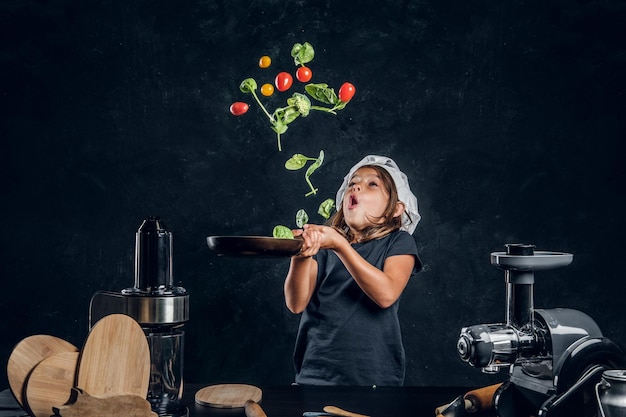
273,225,294,239
291,42,315,66
304,83,336,105
239,78,257,94
304,150,324,197
285,153,316,170
295,209,309,228
304,83,349,113
284,151,324,196
273,198,334,238
239,78,273,121
318,198,335,219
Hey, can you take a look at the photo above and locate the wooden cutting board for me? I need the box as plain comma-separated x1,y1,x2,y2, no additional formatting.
25,351,79,417
195,384,262,408
7,335,78,407
76,314,150,398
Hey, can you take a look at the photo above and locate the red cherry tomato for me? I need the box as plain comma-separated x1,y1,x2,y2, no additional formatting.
229,102,249,116
338,82,356,102
296,66,313,82
275,72,293,92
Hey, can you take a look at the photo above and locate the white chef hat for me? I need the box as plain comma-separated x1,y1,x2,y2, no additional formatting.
335,155,421,234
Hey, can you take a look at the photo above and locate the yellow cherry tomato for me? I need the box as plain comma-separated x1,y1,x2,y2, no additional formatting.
258,55,271,68
261,83,275,96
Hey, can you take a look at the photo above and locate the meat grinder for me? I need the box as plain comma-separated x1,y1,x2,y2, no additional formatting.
456,244,626,417
89,217,189,417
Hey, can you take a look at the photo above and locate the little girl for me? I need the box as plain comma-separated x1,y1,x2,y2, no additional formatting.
284,155,422,386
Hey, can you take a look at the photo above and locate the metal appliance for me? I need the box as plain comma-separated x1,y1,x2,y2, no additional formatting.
456,244,626,417
89,217,190,417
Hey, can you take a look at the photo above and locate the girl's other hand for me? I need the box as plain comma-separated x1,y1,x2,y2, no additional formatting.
295,224,344,257
293,224,321,257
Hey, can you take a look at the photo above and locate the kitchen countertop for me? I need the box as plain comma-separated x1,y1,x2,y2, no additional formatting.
0,384,487,417
183,384,479,417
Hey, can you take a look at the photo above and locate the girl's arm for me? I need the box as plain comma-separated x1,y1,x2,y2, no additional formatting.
300,224,414,309
335,240,414,308
284,227,320,314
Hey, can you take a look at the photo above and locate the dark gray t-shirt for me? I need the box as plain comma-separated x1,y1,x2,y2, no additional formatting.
293,230,421,386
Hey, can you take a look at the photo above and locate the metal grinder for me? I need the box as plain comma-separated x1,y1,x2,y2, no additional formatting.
89,217,190,417
456,244,626,417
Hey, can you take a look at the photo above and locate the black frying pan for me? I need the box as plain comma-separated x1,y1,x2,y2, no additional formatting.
206,236,303,257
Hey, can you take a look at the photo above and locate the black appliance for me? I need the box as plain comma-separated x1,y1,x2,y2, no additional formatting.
456,244,626,416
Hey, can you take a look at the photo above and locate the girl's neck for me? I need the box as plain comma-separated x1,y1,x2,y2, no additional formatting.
349,228,372,244
347,225,399,244
350,237,362,244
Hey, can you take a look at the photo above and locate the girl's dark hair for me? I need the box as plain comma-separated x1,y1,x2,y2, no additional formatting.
328,165,405,243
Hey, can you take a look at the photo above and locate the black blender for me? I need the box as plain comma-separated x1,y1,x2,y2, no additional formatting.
456,244,626,417
89,217,190,417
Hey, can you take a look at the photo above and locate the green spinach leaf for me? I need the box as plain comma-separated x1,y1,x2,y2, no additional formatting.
295,209,309,228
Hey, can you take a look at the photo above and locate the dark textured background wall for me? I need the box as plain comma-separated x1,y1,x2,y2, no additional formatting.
2,0,625,389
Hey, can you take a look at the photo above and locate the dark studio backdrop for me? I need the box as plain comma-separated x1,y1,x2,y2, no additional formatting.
1,0,625,389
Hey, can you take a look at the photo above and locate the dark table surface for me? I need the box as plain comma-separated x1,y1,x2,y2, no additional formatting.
183,384,475,417
0,384,480,417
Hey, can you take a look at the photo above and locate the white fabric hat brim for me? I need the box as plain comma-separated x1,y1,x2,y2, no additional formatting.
335,155,421,234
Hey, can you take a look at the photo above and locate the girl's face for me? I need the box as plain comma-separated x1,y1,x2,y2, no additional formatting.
342,167,392,232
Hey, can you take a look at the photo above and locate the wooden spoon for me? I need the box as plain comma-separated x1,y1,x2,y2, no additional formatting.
76,314,150,398
244,400,267,417
6,335,78,406
323,406,370,417
24,351,79,417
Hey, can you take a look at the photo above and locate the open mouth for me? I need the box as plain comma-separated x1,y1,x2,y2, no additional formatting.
347,194,358,210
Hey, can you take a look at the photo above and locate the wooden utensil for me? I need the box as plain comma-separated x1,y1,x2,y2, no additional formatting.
435,395,465,417
195,384,262,408
7,335,78,406
323,405,370,417
463,383,502,413
24,351,79,417
244,400,267,417
76,314,150,398
434,383,502,416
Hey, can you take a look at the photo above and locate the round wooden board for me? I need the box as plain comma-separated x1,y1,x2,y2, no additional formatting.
76,314,150,398
195,384,262,408
25,351,79,417
7,335,78,406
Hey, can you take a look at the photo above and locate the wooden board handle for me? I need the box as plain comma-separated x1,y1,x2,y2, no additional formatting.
463,383,502,413
323,405,370,417
434,397,470,415
244,400,267,417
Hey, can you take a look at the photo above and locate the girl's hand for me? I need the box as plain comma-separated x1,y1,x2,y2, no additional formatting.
292,225,322,257
294,224,344,257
